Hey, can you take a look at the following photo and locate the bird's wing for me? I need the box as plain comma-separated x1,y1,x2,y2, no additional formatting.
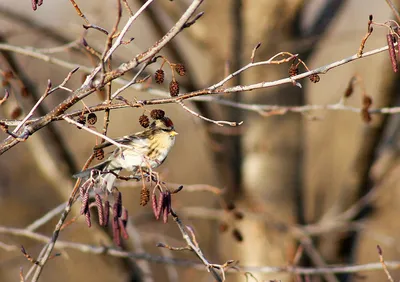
93,134,148,151
72,159,112,179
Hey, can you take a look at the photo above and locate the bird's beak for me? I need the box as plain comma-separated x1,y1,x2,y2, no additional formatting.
170,130,178,136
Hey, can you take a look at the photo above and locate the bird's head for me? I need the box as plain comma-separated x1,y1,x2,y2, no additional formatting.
152,116,178,137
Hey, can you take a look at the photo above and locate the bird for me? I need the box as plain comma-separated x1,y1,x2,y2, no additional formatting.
73,116,178,192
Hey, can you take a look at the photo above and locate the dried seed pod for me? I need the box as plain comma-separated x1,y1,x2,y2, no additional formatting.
165,191,171,215
154,69,165,84
95,194,104,226
163,202,169,223
156,192,164,220
152,193,159,219
232,228,243,242
112,216,121,246
139,114,150,128
140,187,150,206
79,185,85,203
114,191,122,217
85,210,92,228
119,218,129,239
387,34,398,73
150,109,165,120
95,149,104,160
288,64,299,77
162,192,171,223
113,202,120,219
87,112,97,125
121,208,128,228
104,200,110,227
174,64,186,76
80,189,90,215
169,80,179,97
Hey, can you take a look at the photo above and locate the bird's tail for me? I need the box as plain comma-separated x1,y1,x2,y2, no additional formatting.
72,160,111,179
73,160,121,192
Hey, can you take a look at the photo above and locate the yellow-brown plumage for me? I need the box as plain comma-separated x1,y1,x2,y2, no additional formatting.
74,117,177,192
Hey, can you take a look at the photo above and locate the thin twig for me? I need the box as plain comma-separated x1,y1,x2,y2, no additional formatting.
25,203,67,232
170,209,224,282
12,80,51,133
0,89,9,105
30,154,95,281
176,100,243,127
385,0,400,23
62,116,132,149
82,0,155,87
377,245,395,282
3,225,400,275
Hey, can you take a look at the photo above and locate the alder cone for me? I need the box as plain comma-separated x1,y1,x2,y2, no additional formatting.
174,64,186,76
95,149,104,160
150,109,165,120
169,80,179,97
154,69,165,84
309,74,320,83
139,114,150,128
87,112,97,125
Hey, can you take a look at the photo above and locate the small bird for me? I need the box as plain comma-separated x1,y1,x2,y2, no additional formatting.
74,116,178,192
